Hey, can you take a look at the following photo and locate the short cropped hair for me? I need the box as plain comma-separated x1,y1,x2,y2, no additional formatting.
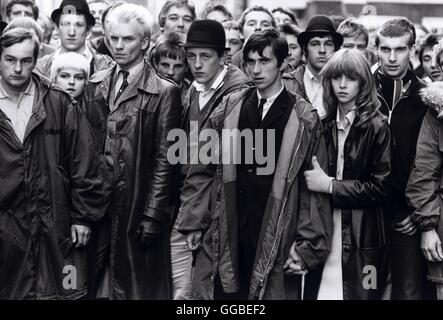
238,6,276,33
337,18,369,46
271,7,297,26
101,1,125,32
106,3,154,39
419,34,442,64
50,52,91,80
0,28,40,61
4,17,44,42
375,18,416,48
6,0,39,20
201,3,233,21
158,0,196,28
151,31,187,65
243,28,288,67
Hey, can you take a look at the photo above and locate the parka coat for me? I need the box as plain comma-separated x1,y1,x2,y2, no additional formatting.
84,60,182,299
305,109,392,300
179,86,332,300
0,74,109,299
407,81,443,252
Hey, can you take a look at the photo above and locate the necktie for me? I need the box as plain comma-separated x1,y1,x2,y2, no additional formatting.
258,98,267,121
115,70,129,103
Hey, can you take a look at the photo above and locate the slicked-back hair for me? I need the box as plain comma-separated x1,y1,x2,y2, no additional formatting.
0,27,40,62
101,1,124,31
6,0,39,20
243,28,288,67
238,5,276,34
4,16,44,42
201,3,233,21
106,3,153,40
375,18,416,48
151,31,187,65
419,34,442,64
337,18,369,46
158,0,196,28
321,49,380,128
271,7,297,25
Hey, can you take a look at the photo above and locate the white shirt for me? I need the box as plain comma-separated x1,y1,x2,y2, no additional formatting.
193,66,228,110
114,60,145,99
317,107,356,300
257,83,284,120
54,46,94,64
0,78,36,143
304,65,326,118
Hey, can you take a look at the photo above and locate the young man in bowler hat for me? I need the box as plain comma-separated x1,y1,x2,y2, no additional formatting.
283,15,343,119
35,0,113,78
179,29,332,300
170,19,250,299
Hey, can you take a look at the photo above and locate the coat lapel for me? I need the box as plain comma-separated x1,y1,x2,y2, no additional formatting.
244,90,261,128
261,88,291,129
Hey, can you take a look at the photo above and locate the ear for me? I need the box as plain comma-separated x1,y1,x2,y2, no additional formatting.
141,37,150,51
409,44,417,60
280,58,288,72
219,52,227,66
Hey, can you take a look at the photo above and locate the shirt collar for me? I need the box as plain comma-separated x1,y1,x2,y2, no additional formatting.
0,77,35,100
336,107,356,130
193,66,228,94
305,65,321,83
116,60,145,84
54,46,94,63
257,82,284,105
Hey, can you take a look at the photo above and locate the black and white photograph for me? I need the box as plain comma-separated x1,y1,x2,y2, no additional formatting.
1,0,443,310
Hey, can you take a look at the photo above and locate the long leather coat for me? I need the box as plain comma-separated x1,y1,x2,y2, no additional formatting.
306,109,392,300
84,60,182,299
0,74,109,299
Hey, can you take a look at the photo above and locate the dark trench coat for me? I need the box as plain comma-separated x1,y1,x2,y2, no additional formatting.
84,60,182,299
0,74,109,299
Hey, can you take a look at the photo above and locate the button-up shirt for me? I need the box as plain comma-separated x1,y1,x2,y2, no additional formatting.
0,78,36,142
317,107,356,300
304,65,326,118
193,66,228,110
257,82,284,120
114,60,145,99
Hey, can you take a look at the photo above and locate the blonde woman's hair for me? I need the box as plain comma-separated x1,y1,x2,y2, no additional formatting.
320,48,380,127
50,52,90,80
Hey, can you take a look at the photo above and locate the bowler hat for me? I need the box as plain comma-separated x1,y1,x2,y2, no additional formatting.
298,15,343,48
51,0,95,27
184,20,226,50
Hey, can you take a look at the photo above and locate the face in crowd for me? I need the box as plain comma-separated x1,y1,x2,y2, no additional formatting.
242,11,274,41
90,1,108,36
0,38,36,93
377,33,414,79
155,56,188,85
108,20,149,70
422,46,443,82
245,45,286,97
7,4,34,22
306,35,336,73
272,11,292,28
55,68,87,98
342,35,367,51
331,73,360,108
284,33,302,69
58,13,90,53
163,5,194,42
186,47,224,89
225,28,243,61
